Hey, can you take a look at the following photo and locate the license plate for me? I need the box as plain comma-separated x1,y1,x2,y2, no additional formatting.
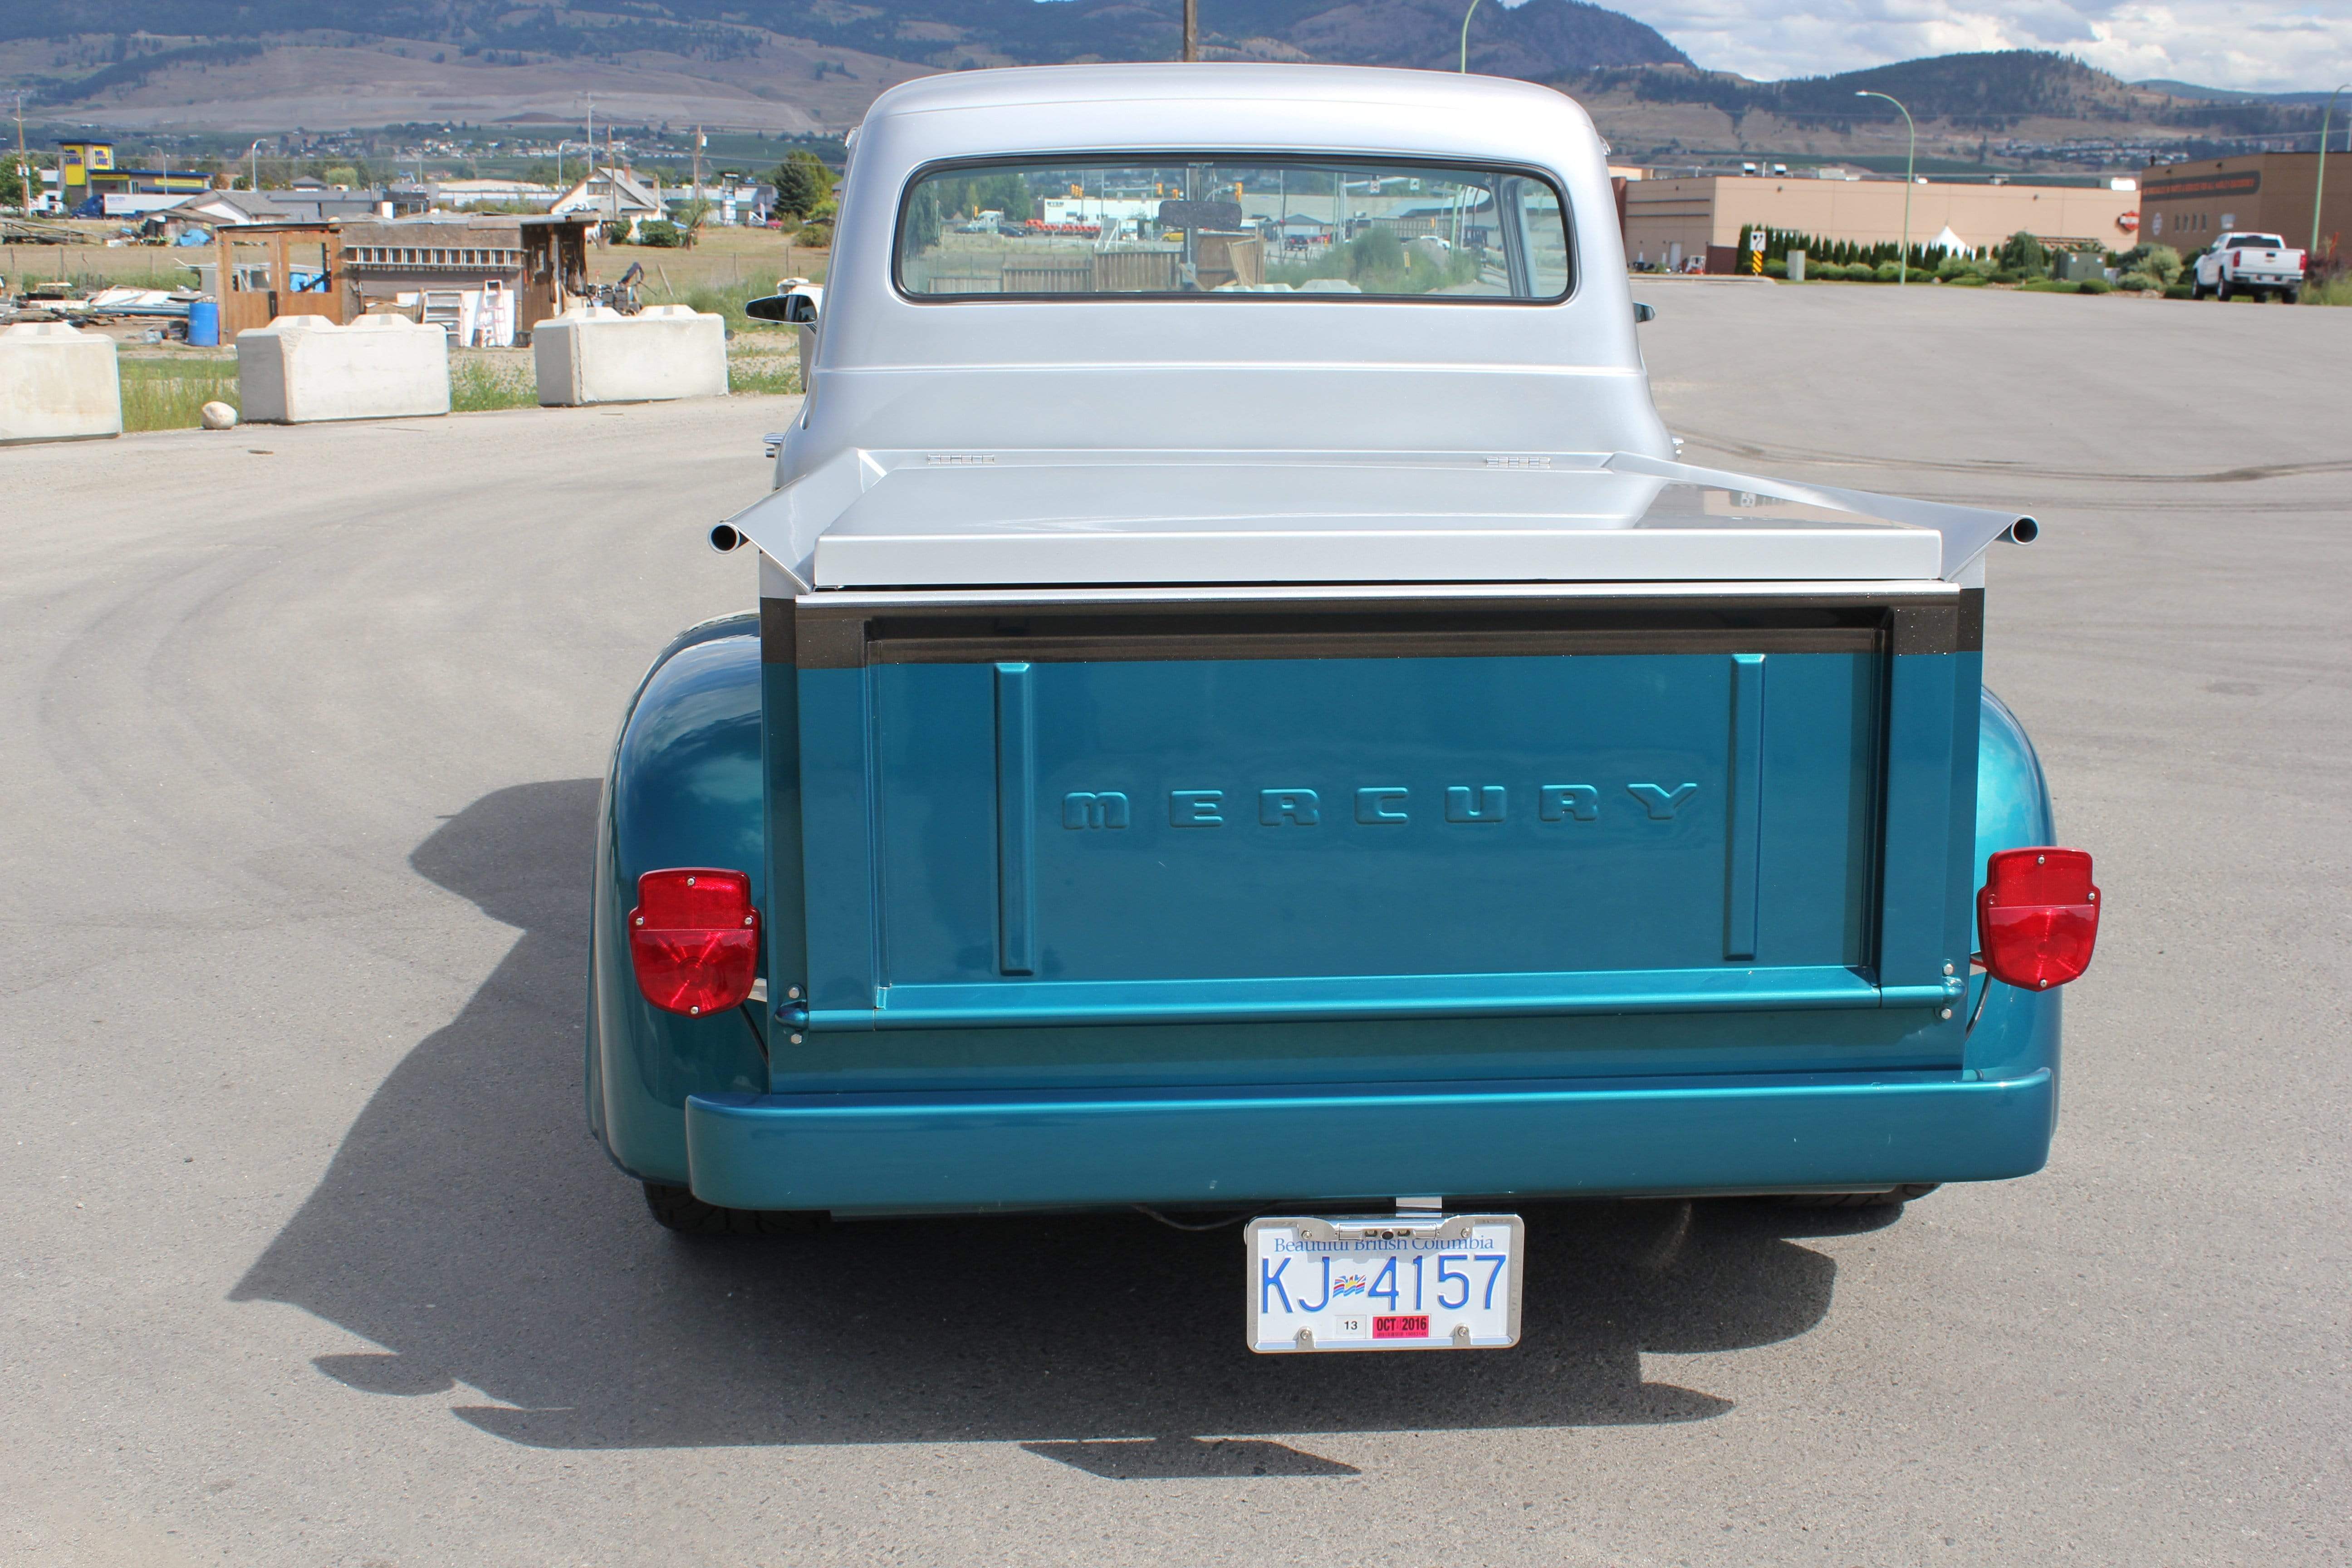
1245,1214,1524,1353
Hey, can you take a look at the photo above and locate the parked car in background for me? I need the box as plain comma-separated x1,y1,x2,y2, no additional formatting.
593,64,2101,1356
2191,233,2306,302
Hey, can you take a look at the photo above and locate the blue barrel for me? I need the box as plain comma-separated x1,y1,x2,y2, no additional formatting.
186,300,219,347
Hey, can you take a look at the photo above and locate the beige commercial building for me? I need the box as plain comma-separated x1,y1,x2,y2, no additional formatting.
1621,176,2142,266
2137,153,2352,257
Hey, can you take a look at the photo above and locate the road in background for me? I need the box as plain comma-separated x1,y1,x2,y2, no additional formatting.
3,286,2346,1566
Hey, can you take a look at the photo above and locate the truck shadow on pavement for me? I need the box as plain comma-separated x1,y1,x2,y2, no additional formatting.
235,779,1899,1462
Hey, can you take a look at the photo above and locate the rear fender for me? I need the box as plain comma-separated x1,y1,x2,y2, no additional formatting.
1967,687,2063,1092
588,615,769,1183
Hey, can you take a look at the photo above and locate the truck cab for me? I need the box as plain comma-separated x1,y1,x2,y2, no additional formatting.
589,64,2097,1352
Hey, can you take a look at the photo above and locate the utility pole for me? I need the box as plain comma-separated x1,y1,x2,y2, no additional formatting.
1182,0,1197,61
12,93,28,214
1460,0,1483,72
1855,89,1916,284
2317,84,2347,264
693,124,703,207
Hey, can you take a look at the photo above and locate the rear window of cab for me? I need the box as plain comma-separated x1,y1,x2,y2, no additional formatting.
897,156,1571,302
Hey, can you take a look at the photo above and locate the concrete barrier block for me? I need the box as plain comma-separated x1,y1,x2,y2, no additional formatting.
236,314,450,424
533,304,728,406
0,322,122,444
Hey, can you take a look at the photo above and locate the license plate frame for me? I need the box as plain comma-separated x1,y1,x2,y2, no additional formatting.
1244,1213,1524,1354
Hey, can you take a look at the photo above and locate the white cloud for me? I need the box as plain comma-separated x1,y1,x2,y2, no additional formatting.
1584,0,2352,91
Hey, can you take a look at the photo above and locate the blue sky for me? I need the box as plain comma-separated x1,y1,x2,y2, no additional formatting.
1532,0,2352,92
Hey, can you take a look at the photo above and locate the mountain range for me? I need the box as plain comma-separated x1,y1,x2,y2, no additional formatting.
0,0,2332,159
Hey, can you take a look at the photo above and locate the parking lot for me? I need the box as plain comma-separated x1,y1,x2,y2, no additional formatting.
3,282,2346,1566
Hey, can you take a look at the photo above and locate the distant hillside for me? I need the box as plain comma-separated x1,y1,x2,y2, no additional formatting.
2135,78,2341,108
3,0,1690,87
1567,51,2328,138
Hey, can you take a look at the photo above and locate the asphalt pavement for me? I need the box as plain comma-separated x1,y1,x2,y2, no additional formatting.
3,284,2347,1566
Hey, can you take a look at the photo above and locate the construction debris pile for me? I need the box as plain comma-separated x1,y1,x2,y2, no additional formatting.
0,278,203,340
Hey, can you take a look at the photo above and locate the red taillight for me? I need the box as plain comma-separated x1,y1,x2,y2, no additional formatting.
628,868,759,1016
1977,848,2099,991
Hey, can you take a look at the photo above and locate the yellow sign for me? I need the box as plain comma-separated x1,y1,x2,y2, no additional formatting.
88,145,113,171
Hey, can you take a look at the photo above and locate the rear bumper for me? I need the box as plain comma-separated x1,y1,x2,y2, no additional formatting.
683,1068,2054,1213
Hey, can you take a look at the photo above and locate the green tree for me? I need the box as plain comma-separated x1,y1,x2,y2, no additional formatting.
906,183,943,254
0,152,49,211
943,172,1031,224
771,149,832,219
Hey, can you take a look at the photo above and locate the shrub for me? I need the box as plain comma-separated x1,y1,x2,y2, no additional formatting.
2077,276,2112,295
1945,271,1990,286
2114,243,2184,288
635,220,683,248
2117,270,2161,292
1764,257,1787,278
2163,283,2195,299
1874,260,1902,282
1990,268,2023,284
1347,226,1406,281
2303,272,2352,305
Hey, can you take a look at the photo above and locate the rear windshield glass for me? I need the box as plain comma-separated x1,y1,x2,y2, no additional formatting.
897,157,1571,301
2225,235,2284,249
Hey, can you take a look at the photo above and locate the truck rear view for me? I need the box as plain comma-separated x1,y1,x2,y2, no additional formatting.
588,64,2099,1355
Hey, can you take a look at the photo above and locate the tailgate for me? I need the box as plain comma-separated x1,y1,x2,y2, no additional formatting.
785,587,1977,1033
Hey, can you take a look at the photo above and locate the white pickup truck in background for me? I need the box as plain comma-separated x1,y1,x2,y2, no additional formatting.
2191,232,2307,302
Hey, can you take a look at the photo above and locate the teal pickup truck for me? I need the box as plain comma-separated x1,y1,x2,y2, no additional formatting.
586,64,2098,1354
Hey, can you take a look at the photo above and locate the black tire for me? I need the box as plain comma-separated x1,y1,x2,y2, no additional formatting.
642,1181,828,1236
1777,1183,1940,1209
2283,288,2301,305
2216,277,2232,302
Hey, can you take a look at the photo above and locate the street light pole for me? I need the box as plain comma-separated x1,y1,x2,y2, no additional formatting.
248,137,265,196
1182,0,1197,61
1855,89,1916,284
1460,0,1484,72
2316,83,2347,265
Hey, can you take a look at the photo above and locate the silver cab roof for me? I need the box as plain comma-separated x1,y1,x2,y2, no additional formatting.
743,65,2030,592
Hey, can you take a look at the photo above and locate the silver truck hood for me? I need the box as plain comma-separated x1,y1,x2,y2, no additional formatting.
726,448,2033,592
